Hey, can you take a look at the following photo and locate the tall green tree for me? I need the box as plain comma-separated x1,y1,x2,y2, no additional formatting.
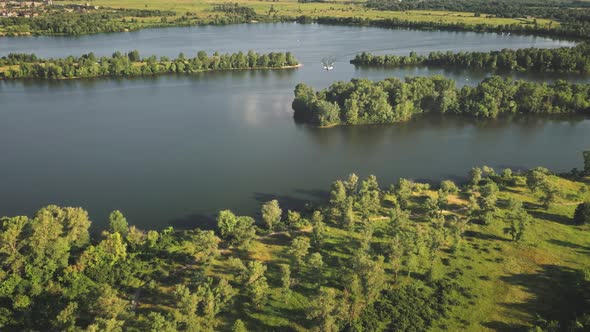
109,210,129,236
306,287,339,332
289,237,311,270
261,200,282,232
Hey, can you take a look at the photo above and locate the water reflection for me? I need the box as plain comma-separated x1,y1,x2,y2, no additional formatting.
1,24,589,229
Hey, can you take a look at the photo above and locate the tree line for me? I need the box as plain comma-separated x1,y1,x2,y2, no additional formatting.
3,4,590,40
365,0,590,23
0,9,176,36
350,43,590,74
302,16,590,41
0,50,299,80
292,76,590,126
1,157,589,330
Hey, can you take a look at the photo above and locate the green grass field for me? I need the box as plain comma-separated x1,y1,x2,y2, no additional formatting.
131,171,590,331
55,0,558,29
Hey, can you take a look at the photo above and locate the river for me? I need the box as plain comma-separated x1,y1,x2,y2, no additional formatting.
1,23,588,229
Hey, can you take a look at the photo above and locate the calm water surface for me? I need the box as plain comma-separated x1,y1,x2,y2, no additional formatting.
1,24,589,229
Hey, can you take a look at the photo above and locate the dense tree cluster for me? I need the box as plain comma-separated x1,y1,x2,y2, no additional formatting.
0,50,299,80
305,16,590,41
292,76,590,126
365,0,590,22
351,43,590,74
213,3,258,21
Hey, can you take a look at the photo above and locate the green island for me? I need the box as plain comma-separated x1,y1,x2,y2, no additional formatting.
1,156,590,331
0,51,299,80
350,43,590,74
292,76,590,127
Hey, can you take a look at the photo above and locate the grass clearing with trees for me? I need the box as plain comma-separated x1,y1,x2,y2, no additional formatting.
2,156,590,331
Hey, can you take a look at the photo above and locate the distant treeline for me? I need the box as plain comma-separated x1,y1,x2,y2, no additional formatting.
350,43,590,74
292,76,590,126
3,6,590,40
365,0,590,22
297,16,590,41
0,50,299,80
0,10,176,36
212,3,258,20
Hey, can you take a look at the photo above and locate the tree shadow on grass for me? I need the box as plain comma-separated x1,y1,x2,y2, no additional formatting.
546,239,590,254
259,232,292,247
528,210,573,226
464,230,509,242
480,321,528,332
482,264,588,331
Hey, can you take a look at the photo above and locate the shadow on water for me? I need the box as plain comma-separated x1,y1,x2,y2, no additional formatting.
167,212,217,230
481,264,589,331
253,192,316,215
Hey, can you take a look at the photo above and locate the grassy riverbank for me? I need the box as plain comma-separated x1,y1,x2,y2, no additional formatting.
1,161,589,331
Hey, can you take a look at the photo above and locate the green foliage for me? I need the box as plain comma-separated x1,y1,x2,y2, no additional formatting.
0,162,589,330
109,210,129,236
360,280,465,331
279,264,292,301
311,211,326,249
232,319,248,332
293,76,590,126
505,209,531,242
0,50,298,80
217,210,256,249
0,9,176,36
306,287,340,332
479,181,500,211
440,180,459,194
217,210,238,239
242,261,269,309
352,44,590,74
527,167,551,193
261,199,282,231
366,0,590,23
308,252,324,286
289,236,311,269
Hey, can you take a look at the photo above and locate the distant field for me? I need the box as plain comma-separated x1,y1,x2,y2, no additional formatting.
55,0,559,28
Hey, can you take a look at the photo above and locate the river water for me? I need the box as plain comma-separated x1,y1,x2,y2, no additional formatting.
1,23,588,229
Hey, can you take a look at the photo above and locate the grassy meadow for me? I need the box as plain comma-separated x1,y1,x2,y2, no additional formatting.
54,0,559,29
128,170,590,331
